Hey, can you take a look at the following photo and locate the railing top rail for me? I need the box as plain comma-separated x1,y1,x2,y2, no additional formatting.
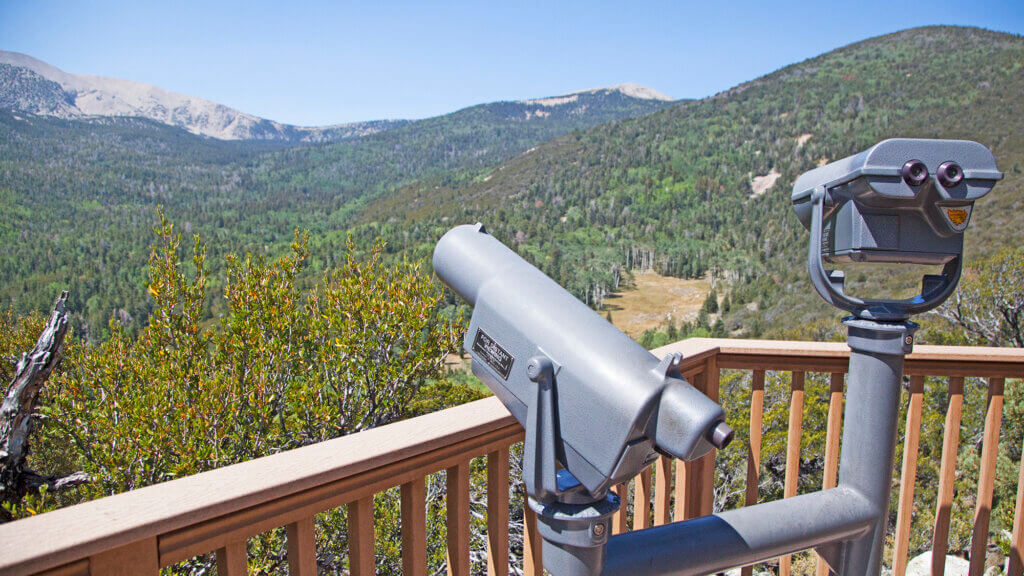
657,338,1024,377
659,337,1024,361
0,396,517,575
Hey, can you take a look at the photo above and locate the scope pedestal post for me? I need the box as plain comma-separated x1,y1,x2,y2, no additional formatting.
525,355,620,576
834,317,918,573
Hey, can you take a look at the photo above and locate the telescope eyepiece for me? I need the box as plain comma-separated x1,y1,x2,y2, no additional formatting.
937,161,964,188
901,160,929,187
709,421,734,449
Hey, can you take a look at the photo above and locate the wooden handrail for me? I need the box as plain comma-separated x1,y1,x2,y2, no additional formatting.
1,339,1022,575
0,396,519,575
660,338,1024,377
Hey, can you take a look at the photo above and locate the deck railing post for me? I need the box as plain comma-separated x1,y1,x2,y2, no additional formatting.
523,503,543,576
892,375,924,576
969,378,1006,575
215,540,247,576
932,376,965,576
632,467,653,531
1010,436,1024,576
401,479,428,576
780,371,806,576
487,448,511,576
348,497,375,576
816,372,846,576
741,369,766,576
286,517,317,576
446,460,471,576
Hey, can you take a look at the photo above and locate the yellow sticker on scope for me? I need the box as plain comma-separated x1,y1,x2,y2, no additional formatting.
946,208,969,226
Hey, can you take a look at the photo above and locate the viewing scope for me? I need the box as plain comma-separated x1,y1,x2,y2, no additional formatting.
434,223,732,575
791,138,1001,320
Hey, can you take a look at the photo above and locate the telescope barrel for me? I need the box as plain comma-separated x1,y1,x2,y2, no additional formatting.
433,224,730,496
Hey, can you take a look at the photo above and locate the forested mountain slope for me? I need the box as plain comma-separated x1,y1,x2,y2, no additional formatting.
0,82,674,336
355,26,1024,335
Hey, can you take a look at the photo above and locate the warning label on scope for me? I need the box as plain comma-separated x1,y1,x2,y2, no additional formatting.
472,329,514,380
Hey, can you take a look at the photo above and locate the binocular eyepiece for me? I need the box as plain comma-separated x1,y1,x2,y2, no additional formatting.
901,158,965,189
792,138,1002,320
900,160,929,187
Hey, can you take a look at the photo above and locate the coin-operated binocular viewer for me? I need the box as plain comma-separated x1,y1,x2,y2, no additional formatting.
433,139,1000,576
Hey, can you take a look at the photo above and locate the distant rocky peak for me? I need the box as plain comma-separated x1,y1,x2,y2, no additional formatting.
521,83,674,106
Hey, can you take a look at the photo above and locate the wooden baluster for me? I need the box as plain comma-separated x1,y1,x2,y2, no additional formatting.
741,370,766,576
675,457,698,521
677,366,716,521
612,483,629,534
401,478,427,576
447,461,471,576
1009,436,1024,576
654,455,673,526
821,372,845,491
91,539,160,576
487,448,510,576
523,503,543,576
969,378,1005,576
686,369,708,520
216,540,248,576
816,371,846,574
892,375,925,576
286,517,317,576
699,355,720,517
633,465,653,530
932,376,965,576
348,496,375,576
779,371,805,576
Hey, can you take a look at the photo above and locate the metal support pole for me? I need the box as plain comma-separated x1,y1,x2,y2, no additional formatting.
835,318,917,574
599,488,873,576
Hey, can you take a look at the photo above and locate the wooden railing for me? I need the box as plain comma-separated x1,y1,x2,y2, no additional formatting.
1,339,1022,576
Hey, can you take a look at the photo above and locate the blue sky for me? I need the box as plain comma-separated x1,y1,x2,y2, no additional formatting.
2,1,1022,126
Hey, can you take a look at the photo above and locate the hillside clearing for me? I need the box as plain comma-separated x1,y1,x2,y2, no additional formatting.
604,271,712,338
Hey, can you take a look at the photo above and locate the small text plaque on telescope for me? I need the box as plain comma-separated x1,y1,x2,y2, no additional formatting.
472,328,514,380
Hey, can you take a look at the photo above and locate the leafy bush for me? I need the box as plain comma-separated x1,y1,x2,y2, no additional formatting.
8,213,474,572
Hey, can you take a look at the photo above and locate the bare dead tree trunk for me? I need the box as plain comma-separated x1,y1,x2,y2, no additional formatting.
0,291,88,522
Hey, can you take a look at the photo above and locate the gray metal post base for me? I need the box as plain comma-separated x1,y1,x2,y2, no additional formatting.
529,492,620,576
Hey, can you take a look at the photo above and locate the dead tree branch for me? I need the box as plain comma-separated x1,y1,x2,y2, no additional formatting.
0,291,88,522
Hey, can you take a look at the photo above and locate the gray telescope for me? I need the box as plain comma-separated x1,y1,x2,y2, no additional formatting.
434,223,732,574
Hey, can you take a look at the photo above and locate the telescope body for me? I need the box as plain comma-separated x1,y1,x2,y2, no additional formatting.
433,224,727,497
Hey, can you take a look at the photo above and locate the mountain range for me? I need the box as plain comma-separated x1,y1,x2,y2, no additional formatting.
0,26,1021,341
0,50,673,141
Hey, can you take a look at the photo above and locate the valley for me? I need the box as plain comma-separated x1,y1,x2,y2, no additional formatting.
604,271,712,338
